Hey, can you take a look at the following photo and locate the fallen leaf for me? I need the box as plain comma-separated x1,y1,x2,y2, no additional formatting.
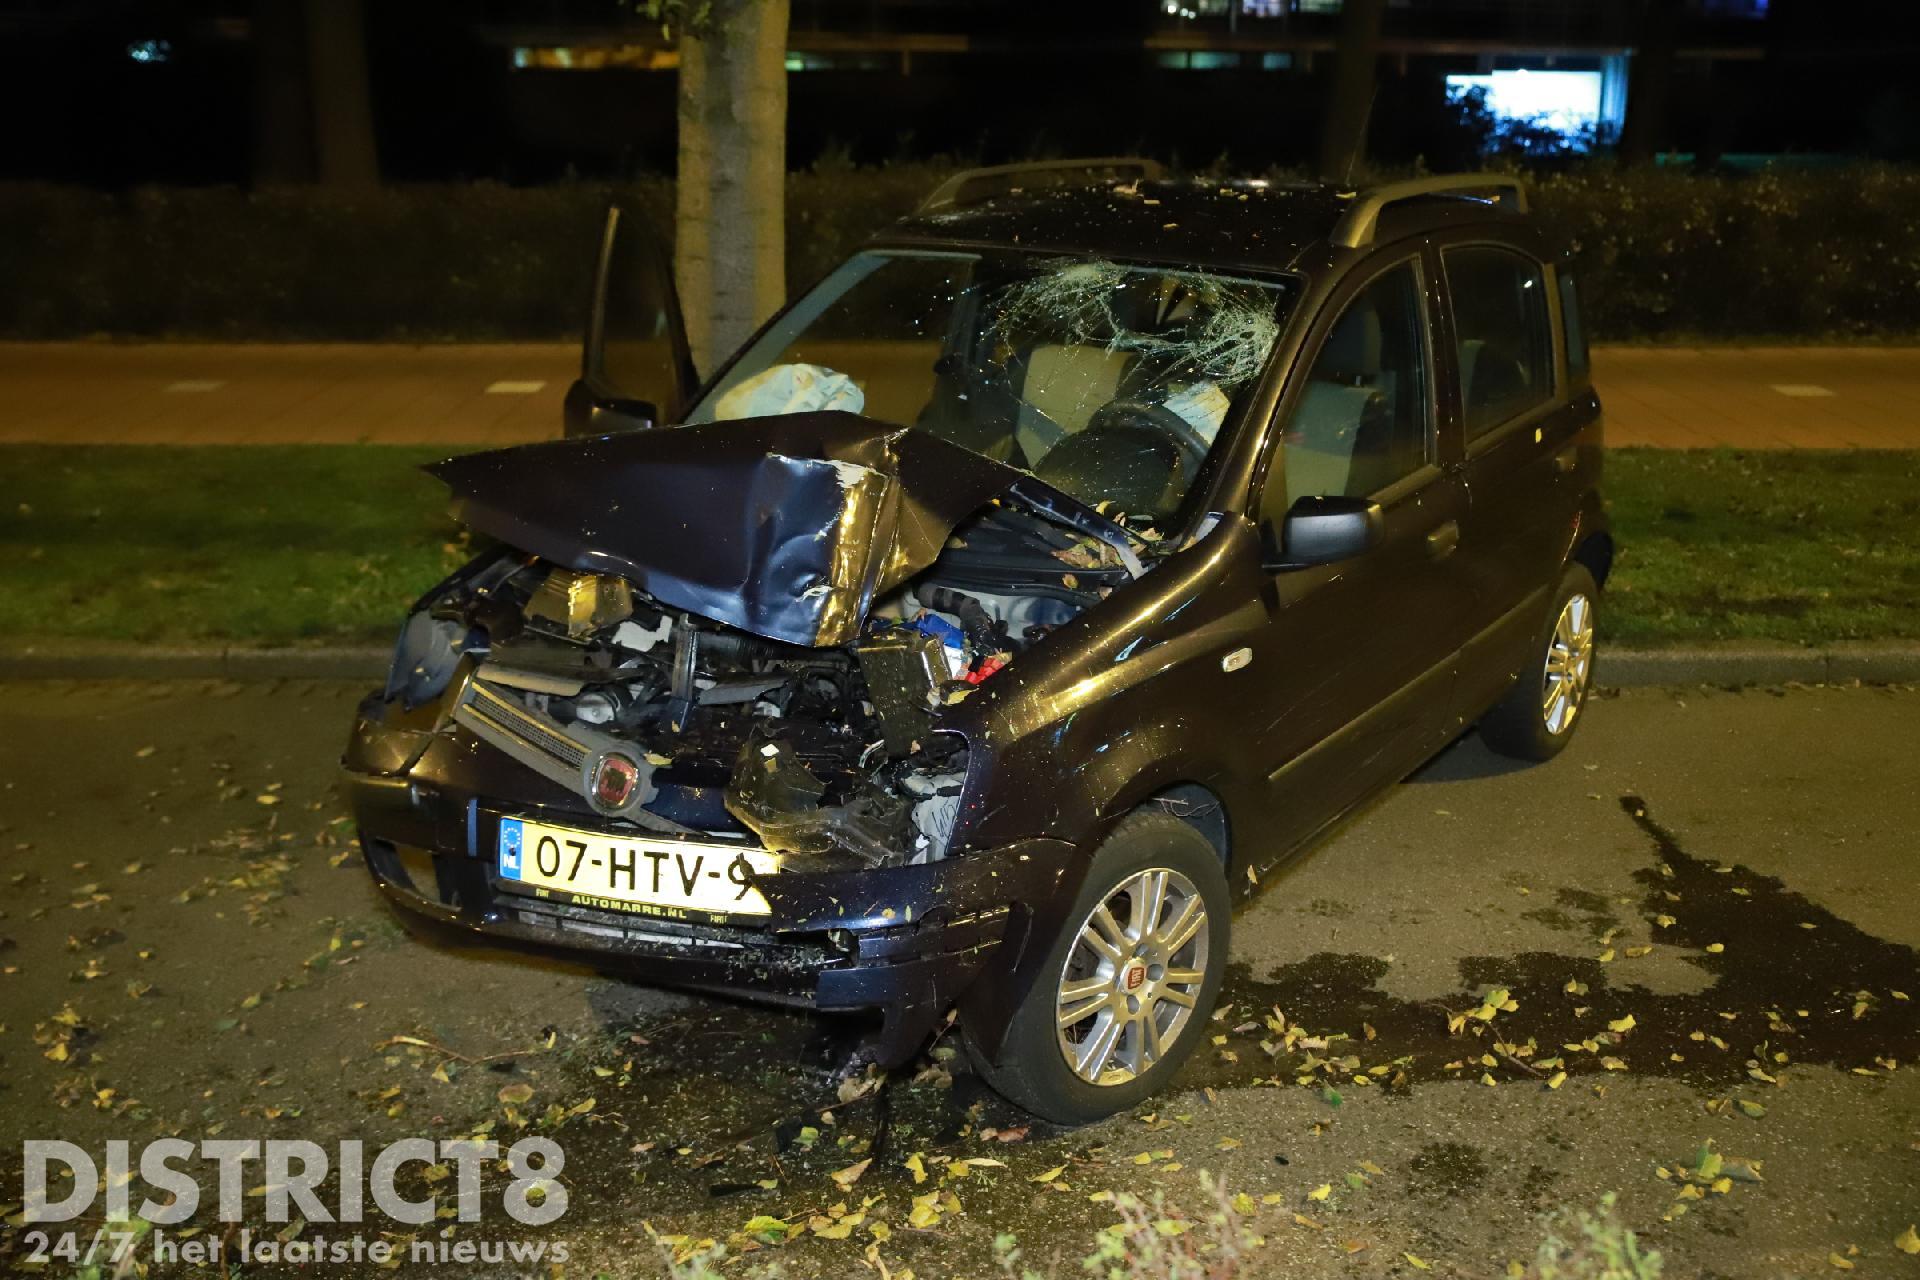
1609,1014,1637,1034
831,1158,873,1190
1895,1224,1920,1255
1308,1183,1332,1202
1031,1165,1067,1184
496,1083,533,1106
1706,943,1725,954
1404,1253,1432,1271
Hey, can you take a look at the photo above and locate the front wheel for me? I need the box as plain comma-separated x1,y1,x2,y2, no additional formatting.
1479,562,1599,762
963,811,1230,1124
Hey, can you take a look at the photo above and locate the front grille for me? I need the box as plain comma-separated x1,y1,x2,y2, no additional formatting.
458,678,590,771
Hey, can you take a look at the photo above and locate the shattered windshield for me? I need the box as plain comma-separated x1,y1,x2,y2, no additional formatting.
685,251,1296,524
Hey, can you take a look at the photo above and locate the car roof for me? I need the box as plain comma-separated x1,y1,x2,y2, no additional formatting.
879,176,1528,277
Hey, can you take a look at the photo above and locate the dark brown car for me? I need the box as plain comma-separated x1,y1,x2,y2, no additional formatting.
345,164,1609,1123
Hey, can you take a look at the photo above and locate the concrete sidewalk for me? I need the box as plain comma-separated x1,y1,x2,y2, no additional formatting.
4,341,1920,448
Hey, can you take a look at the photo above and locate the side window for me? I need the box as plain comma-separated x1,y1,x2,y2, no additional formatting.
1272,260,1431,513
1558,269,1590,383
1445,246,1553,439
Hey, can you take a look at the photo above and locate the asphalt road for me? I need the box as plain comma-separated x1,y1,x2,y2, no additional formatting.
0,680,1915,1277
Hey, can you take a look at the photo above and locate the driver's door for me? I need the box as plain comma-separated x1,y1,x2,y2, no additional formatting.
562,201,698,437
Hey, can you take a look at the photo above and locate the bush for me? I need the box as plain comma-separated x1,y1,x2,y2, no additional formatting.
4,164,1918,341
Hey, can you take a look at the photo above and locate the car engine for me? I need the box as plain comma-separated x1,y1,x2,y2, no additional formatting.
389,503,1133,868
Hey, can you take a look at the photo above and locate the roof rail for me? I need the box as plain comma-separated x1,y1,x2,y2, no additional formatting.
917,157,1165,213
1331,174,1529,250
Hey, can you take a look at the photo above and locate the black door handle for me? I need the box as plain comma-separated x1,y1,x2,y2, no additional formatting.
1426,520,1460,560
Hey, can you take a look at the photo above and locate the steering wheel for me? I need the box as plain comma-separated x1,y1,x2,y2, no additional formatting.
1085,398,1211,485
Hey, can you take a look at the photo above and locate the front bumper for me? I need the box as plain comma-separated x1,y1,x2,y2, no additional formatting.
342,694,1075,1067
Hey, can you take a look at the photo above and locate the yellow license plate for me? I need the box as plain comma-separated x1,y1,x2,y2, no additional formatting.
496,816,777,920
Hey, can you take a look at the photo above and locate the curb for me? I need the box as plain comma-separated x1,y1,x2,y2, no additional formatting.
0,645,392,681
2,644,1918,687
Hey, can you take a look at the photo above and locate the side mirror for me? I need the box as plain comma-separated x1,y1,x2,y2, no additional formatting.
1261,494,1383,570
563,379,660,437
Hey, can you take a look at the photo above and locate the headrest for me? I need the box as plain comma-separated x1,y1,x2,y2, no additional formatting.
1318,304,1382,379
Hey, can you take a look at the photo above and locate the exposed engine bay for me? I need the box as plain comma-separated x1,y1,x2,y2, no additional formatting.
392,500,1135,869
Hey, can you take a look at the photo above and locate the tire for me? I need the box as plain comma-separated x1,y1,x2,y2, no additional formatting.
1479,562,1600,762
963,810,1230,1124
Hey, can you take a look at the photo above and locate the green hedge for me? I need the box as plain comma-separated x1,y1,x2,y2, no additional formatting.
4,164,1918,341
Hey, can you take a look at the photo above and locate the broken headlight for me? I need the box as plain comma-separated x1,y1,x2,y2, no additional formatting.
387,611,468,708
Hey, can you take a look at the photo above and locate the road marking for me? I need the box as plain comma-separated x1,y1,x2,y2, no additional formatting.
1769,384,1836,398
485,380,548,395
165,379,226,392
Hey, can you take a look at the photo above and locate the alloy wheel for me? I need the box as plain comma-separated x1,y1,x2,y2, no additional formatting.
1542,592,1594,736
1054,867,1211,1085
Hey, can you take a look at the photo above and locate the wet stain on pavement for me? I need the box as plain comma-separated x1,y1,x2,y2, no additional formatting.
1192,793,1920,1095
1405,1141,1490,1199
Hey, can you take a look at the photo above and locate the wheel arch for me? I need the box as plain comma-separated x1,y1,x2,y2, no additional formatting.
1572,529,1614,588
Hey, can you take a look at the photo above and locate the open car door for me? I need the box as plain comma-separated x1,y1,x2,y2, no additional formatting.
562,201,698,437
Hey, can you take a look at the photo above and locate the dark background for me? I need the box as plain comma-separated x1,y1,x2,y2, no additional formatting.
4,0,1916,187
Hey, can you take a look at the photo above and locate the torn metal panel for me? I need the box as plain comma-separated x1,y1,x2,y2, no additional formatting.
428,412,1043,648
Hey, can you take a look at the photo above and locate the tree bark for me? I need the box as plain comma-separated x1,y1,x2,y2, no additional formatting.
1317,0,1386,183
1618,0,1680,166
302,0,380,187
676,0,789,373
251,0,313,184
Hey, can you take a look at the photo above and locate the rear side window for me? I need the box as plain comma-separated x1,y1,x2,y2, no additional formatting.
1559,270,1590,383
1444,246,1553,439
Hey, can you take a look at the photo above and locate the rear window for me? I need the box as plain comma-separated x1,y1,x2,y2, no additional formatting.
1559,269,1590,384
1444,246,1554,439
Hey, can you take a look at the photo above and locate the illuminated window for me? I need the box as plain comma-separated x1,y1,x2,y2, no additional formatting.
1446,69,1604,144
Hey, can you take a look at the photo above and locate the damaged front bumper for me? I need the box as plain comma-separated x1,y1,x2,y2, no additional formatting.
342,694,1074,1068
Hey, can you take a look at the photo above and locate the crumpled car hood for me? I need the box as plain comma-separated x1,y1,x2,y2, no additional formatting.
429,412,1107,648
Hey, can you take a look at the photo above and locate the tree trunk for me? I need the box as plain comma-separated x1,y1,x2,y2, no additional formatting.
676,0,789,373
302,0,380,187
1618,0,1679,166
1317,0,1386,183
251,0,313,184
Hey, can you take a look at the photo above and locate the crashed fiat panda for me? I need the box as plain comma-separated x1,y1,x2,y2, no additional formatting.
345,164,1609,1123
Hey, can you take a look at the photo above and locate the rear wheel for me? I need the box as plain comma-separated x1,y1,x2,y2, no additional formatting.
963,811,1229,1124
1479,562,1599,761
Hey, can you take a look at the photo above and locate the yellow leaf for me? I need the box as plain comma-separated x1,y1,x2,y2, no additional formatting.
830,1158,872,1190
1600,1056,1628,1071
1546,1071,1568,1090
1217,1137,1241,1151
905,1152,927,1184
1706,943,1725,953
1608,1014,1637,1034
1894,1224,1920,1254
497,1083,533,1105
1133,1152,1155,1165
1828,1252,1854,1270
1404,1253,1433,1271
1598,948,1616,963
1308,1183,1332,1202
1655,914,1676,928
1031,1165,1067,1184
1293,1213,1325,1230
